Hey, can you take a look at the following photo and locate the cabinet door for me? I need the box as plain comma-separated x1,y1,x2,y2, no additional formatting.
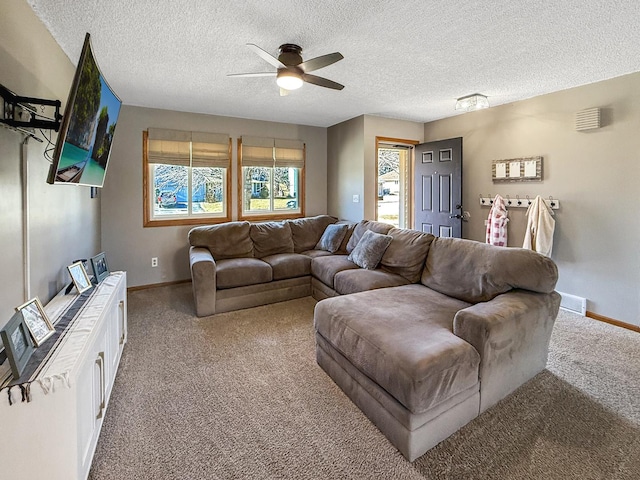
104,299,118,396
76,324,108,480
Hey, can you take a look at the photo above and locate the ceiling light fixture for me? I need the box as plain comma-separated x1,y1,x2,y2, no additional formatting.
455,93,489,111
276,69,303,90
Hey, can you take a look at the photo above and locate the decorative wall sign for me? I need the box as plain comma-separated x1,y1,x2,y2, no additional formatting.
492,156,543,183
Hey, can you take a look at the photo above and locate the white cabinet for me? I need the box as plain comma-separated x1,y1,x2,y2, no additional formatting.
0,272,127,480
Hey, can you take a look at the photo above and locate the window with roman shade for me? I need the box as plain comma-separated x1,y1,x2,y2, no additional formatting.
144,128,231,227
239,136,305,220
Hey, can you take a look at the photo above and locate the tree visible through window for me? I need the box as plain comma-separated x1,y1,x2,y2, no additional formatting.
152,165,225,216
144,129,231,227
239,137,304,219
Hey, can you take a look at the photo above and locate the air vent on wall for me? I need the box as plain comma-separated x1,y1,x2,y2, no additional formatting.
575,107,601,131
558,291,587,316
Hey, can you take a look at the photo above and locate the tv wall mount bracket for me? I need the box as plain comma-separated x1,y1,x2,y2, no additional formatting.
0,83,61,142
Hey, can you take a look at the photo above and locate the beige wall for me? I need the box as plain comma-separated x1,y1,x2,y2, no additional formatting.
102,106,327,287
424,73,640,325
327,115,423,221
327,115,365,221
0,0,101,328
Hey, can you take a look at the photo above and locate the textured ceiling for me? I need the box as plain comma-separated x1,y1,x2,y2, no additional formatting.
27,0,640,128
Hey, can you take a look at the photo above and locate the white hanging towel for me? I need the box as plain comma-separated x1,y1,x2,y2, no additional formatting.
486,194,509,246
523,195,555,256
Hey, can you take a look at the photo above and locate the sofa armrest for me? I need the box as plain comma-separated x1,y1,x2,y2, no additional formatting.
190,246,217,317
453,289,561,412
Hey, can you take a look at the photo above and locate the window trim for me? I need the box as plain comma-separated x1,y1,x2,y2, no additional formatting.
142,130,232,227
236,137,306,222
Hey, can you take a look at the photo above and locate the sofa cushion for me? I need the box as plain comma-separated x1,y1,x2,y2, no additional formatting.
315,224,349,253
216,258,272,289
311,255,359,289
381,228,435,283
188,221,253,260
347,230,393,270
334,269,410,295
346,220,394,254
301,249,333,258
261,253,311,280
335,221,356,254
288,215,337,253
314,284,479,414
422,237,559,303
250,221,295,258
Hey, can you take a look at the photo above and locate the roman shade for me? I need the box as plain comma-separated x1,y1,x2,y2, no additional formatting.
148,128,230,168
147,128,191,166
241,136,305,168
191,131,230,168
274,139,304,168
241,136,275,167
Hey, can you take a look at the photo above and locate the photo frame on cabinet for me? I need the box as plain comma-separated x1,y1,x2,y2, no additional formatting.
67,261,93,294
0,311,35,379
16,297,55,346
90,252,110,284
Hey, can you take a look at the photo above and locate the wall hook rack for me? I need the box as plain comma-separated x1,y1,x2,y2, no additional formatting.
0,84,61,137
479,194,560,210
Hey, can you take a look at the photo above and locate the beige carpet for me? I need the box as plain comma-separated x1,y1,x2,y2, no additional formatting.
89,284,640,479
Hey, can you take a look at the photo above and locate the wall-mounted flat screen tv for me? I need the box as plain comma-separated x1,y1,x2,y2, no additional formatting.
47,33,121,187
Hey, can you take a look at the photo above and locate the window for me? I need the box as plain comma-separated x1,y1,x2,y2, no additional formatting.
239,136,305,220
143,129,231,227
375,137,418,229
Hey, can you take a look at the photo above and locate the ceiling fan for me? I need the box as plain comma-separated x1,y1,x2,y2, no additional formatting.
228,43,344,96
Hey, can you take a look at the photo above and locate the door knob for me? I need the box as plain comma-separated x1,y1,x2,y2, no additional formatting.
449,214,463,219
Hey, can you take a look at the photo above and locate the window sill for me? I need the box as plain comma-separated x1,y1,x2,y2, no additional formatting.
238,212,304,222
143,216,232,228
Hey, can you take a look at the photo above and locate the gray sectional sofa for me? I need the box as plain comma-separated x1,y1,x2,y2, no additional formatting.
189,215,340,316
188,215,560,461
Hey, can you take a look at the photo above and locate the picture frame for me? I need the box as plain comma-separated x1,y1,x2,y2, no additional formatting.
90,252,110,284
16,297,55,346
67,261,93,294
0,311,35,379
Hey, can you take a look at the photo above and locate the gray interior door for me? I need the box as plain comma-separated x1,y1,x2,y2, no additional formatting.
414,137,463,237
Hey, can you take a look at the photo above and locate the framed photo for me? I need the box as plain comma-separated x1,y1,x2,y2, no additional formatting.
16,298,55,346
90,252,110,283
67,261,92,294
0,311,35,379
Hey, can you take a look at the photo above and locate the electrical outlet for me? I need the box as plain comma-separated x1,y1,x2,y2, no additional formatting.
151,257,158,267
352,194,360,203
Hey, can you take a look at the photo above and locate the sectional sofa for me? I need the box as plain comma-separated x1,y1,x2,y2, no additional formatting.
188,215,560,461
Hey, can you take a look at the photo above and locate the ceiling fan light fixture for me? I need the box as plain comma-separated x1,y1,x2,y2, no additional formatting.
276,70,303,90
455,93,489,111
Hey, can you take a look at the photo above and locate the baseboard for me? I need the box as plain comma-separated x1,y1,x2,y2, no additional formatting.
127,279,192,292
586,311,640,333
124,283,640,334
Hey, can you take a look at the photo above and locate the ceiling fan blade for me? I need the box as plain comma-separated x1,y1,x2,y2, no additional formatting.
302,74,344,90
227,72,276,77
246,43,285,68
280,88,290,97
299,52,344,73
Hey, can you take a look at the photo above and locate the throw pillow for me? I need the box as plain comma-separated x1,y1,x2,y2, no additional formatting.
315,224,349,253
346,219,394,254
347,229,393,270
